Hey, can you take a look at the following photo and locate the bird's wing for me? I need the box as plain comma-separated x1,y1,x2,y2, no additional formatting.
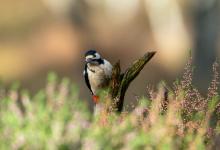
84,64,93,95
103,59,113,77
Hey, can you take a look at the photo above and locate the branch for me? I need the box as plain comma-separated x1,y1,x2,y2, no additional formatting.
110,51,156,112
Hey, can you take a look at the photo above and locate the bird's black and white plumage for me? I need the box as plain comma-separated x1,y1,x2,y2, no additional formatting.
83,50,113,103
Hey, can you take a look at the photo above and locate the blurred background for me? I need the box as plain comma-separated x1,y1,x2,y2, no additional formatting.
0,0,219,106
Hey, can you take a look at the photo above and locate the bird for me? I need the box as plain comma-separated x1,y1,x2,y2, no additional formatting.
83,50,113,104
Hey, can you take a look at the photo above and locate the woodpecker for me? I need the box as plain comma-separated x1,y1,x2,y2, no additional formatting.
83,50,113,104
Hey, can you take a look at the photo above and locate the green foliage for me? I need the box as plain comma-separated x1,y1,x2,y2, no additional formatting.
0,59,219,150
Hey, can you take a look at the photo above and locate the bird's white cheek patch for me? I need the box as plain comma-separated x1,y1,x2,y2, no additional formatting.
95,53,101,59
86,55,94,60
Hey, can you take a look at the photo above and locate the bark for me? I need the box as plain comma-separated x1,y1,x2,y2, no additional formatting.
109,51,156,112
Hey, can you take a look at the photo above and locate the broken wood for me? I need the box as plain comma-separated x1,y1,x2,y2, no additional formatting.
109,51,156,112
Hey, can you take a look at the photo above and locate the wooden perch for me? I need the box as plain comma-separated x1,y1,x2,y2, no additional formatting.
109,51,156,112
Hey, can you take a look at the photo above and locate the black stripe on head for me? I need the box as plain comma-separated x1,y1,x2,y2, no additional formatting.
85,50,97,57
87,58,104,65
97,58,104,64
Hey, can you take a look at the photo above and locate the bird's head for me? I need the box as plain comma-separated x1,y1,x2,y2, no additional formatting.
85,50,102,65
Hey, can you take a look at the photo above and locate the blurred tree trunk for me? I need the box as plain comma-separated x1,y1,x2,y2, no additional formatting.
193,0,220,92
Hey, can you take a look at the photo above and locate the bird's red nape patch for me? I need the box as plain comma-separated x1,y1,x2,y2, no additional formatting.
92,95,99,104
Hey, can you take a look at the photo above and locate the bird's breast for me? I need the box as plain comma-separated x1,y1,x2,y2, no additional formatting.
87,65,110,94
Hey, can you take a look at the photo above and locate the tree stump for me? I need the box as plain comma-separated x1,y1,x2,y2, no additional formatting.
109,51,156,112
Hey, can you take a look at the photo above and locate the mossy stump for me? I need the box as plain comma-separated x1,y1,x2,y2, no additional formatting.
109,51,156,112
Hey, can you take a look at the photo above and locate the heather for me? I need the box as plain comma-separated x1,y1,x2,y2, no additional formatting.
0,58,219,150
